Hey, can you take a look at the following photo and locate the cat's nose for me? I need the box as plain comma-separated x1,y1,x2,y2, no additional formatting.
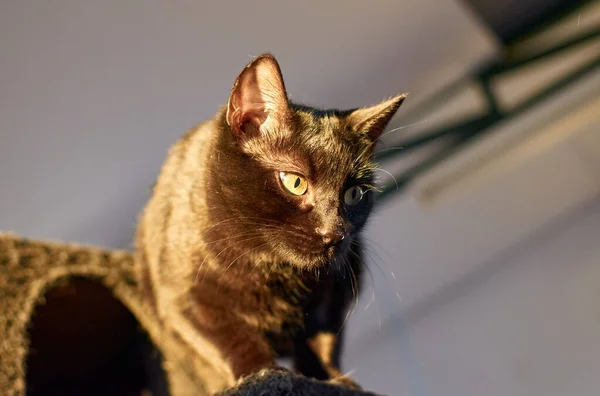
315,227,345,246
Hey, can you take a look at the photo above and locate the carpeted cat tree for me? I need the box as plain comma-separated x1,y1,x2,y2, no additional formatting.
0,233,381,396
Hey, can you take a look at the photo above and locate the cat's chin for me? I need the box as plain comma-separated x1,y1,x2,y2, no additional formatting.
302,252,334,269
279,242,349,270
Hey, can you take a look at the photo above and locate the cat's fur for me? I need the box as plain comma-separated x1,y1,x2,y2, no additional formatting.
135,54,405,392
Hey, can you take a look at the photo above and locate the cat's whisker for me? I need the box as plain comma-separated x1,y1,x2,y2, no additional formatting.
195,231,264,248
340,368,357,379
265,261,279,285
217,242,271,291
195,215,291,234
193,221,311,258
359,238,405,321
359,264,377,312
205,219,312,238
228,215,289,226
378,118,433,140
337,255,359,336
338,304,354,336
348,243,382,327
362,238,397,271
362,252,395,291
249,257,268,276
194,232,264,280
197,235,266,283
372,166,398,190
376,146,408,154
363,290,376,311
197,216,246,233
259,227,317,245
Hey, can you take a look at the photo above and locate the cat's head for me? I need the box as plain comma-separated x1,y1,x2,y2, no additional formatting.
207,54,405,269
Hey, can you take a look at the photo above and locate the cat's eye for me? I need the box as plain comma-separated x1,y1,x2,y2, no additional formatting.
344,185,365,206
279,172,308,196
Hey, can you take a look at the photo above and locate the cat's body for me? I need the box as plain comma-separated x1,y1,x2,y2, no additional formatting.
135,54,404,392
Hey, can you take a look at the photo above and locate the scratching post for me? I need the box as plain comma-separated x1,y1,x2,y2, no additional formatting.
0,233,381,396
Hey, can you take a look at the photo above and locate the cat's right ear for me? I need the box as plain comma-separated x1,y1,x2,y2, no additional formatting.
226,54,291,140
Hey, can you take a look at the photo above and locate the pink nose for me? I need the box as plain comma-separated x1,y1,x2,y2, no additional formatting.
315,227,345,246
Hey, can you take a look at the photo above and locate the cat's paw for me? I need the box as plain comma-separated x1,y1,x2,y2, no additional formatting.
328,375,362,390
235,365,293,385
257,365,293,377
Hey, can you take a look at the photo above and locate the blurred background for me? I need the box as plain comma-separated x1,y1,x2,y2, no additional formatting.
1,0,599,395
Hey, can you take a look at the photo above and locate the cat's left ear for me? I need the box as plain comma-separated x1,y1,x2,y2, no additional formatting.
346,94,407,142
226,54,291,140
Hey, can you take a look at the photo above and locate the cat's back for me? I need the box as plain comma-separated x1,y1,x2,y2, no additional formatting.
135,117,218,277
160,118,216,191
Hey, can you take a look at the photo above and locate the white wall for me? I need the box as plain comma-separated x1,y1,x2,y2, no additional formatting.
339,6,600,392
348,67,600,340
345,198,600,396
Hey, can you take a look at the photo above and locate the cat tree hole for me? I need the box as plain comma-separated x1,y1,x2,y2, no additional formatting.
25,278,168,396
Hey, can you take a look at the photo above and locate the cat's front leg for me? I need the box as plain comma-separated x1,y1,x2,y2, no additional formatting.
172,303,282,381
295,330,362,389
294,248,363,389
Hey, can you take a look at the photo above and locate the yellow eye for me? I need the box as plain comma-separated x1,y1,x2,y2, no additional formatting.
279,172,308,196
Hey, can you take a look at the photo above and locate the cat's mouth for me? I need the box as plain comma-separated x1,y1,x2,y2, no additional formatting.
280,235,351,268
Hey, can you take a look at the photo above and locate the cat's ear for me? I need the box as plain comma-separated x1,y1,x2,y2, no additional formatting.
226,54,291,139
346,94,407,142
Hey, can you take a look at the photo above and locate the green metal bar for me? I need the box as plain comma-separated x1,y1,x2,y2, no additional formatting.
377,23,600,164
380,77,470,141
479,26,600,79
479,77,501,116
507,56,600,116
375,55,600,204
375,115,500,203
375,71,504,164
373,0,600,206
504,0,596,47
374,114,495,162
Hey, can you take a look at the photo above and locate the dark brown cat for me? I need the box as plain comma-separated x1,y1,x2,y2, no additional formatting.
135,53,405,392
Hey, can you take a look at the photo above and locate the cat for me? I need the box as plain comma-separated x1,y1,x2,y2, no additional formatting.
135,53,405,392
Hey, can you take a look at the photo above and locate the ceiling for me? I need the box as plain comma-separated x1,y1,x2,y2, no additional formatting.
464,0,590,43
